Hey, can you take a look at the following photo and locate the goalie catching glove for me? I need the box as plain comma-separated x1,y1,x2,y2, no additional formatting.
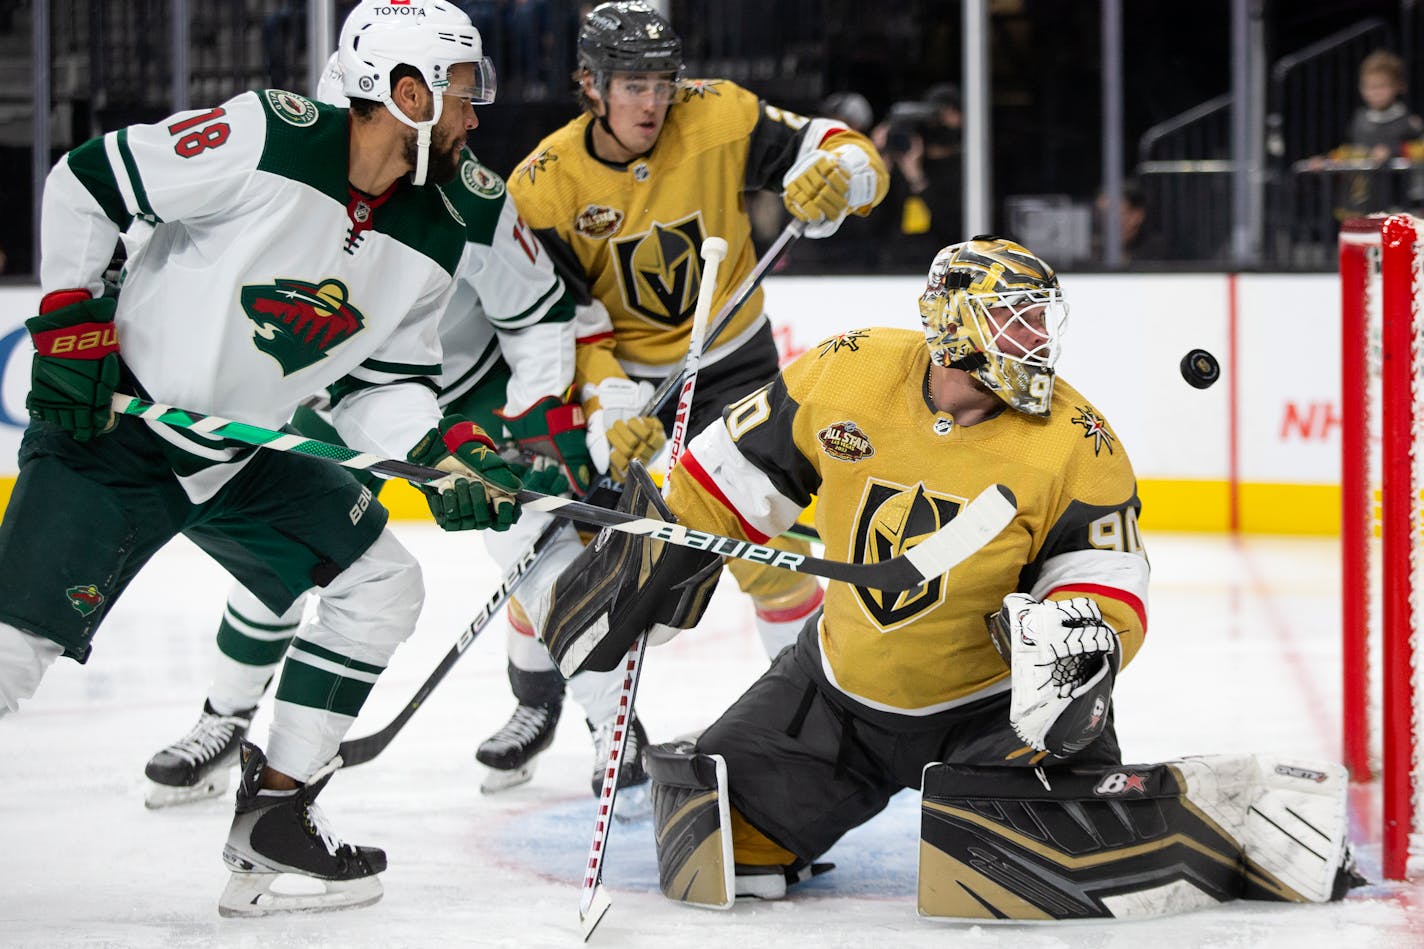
989,593,1120,756
408,416,523,532
584,376,667,483
782,143,883,238
26,289,121,442
539,460,722,677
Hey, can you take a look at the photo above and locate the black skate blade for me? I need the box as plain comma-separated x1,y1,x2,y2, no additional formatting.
579,883,612,941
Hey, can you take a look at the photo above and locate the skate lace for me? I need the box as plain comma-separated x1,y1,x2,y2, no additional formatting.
592,717,641,762
491,704,553,746
168,713,243,766
302,801,347,857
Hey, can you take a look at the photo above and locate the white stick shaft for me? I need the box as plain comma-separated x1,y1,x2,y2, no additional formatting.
664,236,728,479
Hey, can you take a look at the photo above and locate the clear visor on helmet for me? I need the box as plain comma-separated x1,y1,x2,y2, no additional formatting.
605,71,681,105
441,57,498,106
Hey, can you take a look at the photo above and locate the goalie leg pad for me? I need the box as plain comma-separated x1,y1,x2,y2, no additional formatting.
918,761,1244,920
1174,754,1365,903
540,461,722,676
646,740,735,909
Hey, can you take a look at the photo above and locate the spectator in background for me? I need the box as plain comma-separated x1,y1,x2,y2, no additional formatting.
1328,50,1424,215
1095,178,1174,264
871,82,963,270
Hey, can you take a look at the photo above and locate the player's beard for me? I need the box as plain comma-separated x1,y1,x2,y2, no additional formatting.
404,123,465,185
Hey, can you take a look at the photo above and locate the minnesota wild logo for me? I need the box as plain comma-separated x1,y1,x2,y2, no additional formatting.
66,584,104,617
239,278,366,375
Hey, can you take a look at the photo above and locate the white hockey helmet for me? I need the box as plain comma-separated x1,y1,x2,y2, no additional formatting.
337,0,495,184
316,52,348,107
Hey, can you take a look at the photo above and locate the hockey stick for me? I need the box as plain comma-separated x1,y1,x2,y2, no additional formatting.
111,393,1016,592
336,518,564,768
579,237,729,940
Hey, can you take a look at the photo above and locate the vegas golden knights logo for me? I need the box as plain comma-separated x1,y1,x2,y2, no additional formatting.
612,215,706,327
851,480,963,628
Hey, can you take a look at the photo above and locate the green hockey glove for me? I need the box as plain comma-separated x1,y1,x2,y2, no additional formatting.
495,386,595,495
25,290,121,442
408,416,523,531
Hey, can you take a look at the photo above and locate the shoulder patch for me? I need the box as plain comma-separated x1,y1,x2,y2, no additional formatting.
1069,404,1117,456
460,159,506,199
679,79,726,101
817,329,870,357
263,89,320,127
515,147,557,186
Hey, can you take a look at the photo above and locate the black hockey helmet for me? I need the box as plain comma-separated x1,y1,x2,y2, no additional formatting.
577,2,683,80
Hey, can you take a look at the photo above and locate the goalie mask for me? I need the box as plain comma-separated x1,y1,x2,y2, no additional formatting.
338,0,495,185
918,236,1068,417
578,1,684,102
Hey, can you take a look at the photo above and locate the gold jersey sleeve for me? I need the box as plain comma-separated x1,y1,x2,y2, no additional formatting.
669,327,1148,718
508,80,807,382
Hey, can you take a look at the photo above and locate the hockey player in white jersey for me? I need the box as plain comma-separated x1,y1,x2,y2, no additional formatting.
0,0,523,918
141,46,653,810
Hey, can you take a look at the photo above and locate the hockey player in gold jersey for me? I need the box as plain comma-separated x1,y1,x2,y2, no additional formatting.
484,1,889,774
542,236,1362,917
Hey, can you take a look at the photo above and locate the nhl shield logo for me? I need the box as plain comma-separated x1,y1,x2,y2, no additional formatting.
239,278,367,375
66,584,105,617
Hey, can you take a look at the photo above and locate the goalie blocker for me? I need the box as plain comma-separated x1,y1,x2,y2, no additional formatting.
539,461,723,676
919,755,1364,920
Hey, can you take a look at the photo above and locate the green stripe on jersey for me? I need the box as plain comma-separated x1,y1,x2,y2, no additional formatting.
115,129,157,220
65,138,132,230
361,358,441,378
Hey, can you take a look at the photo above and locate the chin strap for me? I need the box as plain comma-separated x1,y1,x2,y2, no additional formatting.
383,94,445,187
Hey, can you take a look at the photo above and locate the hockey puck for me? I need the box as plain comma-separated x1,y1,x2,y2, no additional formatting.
1180,349,1220,389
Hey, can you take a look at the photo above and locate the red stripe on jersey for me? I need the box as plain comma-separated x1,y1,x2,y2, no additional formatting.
680,450,772,544
756,585,824,623
816,125,849,148
577,331,615,345
507,606,536,638
1046,583,1147,633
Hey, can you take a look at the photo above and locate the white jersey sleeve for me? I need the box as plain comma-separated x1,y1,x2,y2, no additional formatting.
41,92,267,295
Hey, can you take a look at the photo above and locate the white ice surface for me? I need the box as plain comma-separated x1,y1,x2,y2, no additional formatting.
1,525,1420,948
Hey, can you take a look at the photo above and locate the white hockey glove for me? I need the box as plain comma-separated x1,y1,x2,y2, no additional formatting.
782,144,880,238
584,377,667,483
995,593,1121,756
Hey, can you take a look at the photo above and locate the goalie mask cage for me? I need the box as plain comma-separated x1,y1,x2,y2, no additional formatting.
1340,213,1424,881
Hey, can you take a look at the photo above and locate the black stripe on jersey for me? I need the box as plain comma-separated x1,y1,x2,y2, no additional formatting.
720,374,821,508
744,101,809,191
531,225,595,306
1017,492,1144,592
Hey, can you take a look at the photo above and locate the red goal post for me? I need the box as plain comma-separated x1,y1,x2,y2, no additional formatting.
1339,213,1423,881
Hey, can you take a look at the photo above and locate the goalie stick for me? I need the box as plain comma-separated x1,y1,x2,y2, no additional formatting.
110,393,1017,592
337,518,564,768
580,237,727,940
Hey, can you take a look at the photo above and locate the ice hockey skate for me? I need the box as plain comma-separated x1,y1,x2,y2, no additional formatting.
218,741,386,918
590,713,651,821
475,699,562,793
143,700,254,809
